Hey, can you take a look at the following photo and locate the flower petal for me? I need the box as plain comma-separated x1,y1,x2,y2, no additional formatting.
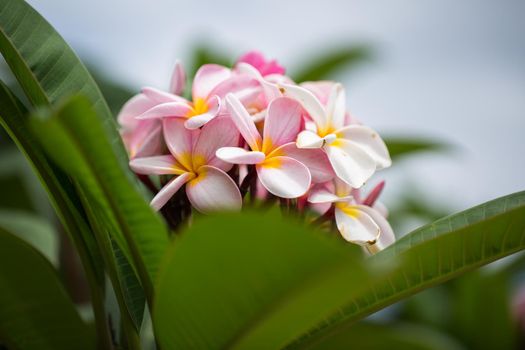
226,93,262,151
300,81,337,105
216,147,266,165
129,155,185,175
355,205,395,252
325,140,376,188
336,125,392,169
183,95,221,129
186,165,242,213
308,186,351,204
296,130,324,149
192,64,231,99
163,118,194,170
127,121,163,159
169,60,186,96
235,62,282,101
141,87,185,103
335,205,380,245
279,83,327,128
326,83,346,130
118,93,157,130
256,156,311,198
262,97,302,152
137,102,191,120
150,172,193,211
271,142,334,183
192,115,240,171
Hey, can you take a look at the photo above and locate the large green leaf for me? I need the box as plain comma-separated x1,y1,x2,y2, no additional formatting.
32,95,169,301
291,46,371,83
288,191,525,348
153,210,368,350
307,322,464,350
0,227,95,350
0,0,129,172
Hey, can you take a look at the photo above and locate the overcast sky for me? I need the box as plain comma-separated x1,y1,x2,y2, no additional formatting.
26,0,525,220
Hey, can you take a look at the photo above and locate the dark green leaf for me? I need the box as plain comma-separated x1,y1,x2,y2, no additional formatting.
384,137,449,161
0,226,95,350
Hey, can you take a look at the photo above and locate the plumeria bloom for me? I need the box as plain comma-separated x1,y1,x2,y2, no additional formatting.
129,115,242,213
236,50,285,77
217,94,333,198
280,82,391,188
308,179,395,253
137,62,258,129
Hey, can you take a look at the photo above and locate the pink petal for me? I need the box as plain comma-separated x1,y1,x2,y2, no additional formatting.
186,166,242,213
336,125,392,169
256,156,311,198
235,63,282,101
216,147,266,165
118,93,157,130
128,121,163,159
169,60,186,96
137,102,192,120
192,115,240,171
209,75,260,101
141,87,185,103
236,50,285,76
129,155,185,175
150,172,193,211
192,64,231,99
271,142,334,183
184,95,221,130
262,97,302,152
279,83,327,128
225,93,262,151
308,187,344,204
326,140,376,188
300,81,337,105
162,118,195,171
326,83,346,130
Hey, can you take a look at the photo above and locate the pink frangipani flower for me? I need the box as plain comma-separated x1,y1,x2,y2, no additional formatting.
281,82,391,188
308,179,395,253
217,94,332,198
137,62,257,129
130,115,242,213
236,50,285,77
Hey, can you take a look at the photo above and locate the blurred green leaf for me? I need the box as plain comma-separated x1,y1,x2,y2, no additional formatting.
384,137,449,161
288,191,525,348
450,270,517,350
88,67,134,116
291,46,371,83
0,210,58,266
153,210,367,350
307,321,464,350
0,226,95,350
188,43,232,80
0,0,130,177
31,95,169,305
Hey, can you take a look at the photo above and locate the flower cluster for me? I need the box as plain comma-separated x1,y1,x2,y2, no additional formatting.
119,51,394,253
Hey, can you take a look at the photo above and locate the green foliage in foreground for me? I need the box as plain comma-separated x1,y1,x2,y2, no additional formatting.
0,0,523,349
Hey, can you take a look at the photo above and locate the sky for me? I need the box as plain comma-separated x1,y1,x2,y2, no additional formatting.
25,0,525,224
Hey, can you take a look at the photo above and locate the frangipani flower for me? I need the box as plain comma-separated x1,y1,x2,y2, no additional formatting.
308,179,395,254
130,115,242,213
281,83,391,188
137,63,257,129
217,94,332,198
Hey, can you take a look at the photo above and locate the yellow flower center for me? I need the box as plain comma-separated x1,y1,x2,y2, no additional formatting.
187,98,209,118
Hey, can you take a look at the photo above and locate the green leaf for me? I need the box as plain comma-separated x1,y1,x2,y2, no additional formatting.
153,210,367,350
288,191,525,348
31,95,169,302
0,0,129,173
291,46,371,83
0,226,95,350
0,210,58,266
384,137,449,161
307,322,464,350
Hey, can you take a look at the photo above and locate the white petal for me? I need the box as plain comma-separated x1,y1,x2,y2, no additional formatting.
279,83,327,128
186,166,242,213
296,130,324,149
216,147,266,165
150,172,193,211
308,188,351,204
326,83,346,130
336,125,391,169
335,206,380,245
256,156,311,198
325,140,376,188
355,205,395,252
129,155,184,175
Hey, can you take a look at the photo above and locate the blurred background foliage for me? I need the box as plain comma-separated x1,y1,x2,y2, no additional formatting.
0,41,523,349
